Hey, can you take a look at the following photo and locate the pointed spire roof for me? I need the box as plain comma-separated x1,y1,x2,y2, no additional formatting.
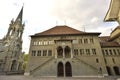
15,6,23,23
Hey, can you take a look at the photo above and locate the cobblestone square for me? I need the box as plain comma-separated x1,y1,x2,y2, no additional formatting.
0,75,118,80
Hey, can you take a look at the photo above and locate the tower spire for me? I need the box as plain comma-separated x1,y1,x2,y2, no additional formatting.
15,6,23,23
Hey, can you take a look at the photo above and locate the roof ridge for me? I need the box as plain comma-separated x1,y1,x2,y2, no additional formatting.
35,25,85,35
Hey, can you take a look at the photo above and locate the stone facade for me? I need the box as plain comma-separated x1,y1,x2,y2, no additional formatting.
0,7,24,74
25,25,120,77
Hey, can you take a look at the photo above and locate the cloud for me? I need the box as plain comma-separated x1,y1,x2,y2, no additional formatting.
0,0,118,53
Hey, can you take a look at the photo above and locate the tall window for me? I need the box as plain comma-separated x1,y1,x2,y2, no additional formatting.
74,49,78,56
92,49,96,55
79,39,82,44
113,49,117,55
48,41,54,45
37,50,41,56
112,58,115,64
57,46,63,58
96,58,99,63
109,49,112,55
80,49,84,55
73,40,78,44
104,58,107,64
48,50,52,56
90,38,94,43
32,50,36,56
105,50,108,55
0,63,2,70
39,41,43,45
43,50,47,56
33,41,38,45
86,49,90,55
102,50,105,55
44,41,48,45
117,49,120,55
84,39,88,43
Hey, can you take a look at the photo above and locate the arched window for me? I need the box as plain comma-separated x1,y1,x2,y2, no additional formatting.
57,46,63,58
65,46,71,58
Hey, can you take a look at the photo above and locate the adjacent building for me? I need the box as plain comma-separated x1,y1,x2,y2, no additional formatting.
0,7,25,74
25,25,120,77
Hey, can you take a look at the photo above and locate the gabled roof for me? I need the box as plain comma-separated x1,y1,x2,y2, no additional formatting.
31,25,100,37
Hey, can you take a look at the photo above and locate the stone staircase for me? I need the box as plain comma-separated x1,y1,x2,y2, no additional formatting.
74,56,98,71
30,57,54,75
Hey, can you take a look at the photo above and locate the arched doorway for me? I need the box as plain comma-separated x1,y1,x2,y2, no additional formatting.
57,62,64,77
11,60,17,71
65,62,72,77
113,66,120,75
106,66,112,75
18,62,22,71
57,46,63,58
65,46,71,58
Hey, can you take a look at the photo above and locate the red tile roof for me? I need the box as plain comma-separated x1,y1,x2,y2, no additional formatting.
99,36,110,42
100,41,120,47
99,36,120,47
31,25,100,37
36,25,85,35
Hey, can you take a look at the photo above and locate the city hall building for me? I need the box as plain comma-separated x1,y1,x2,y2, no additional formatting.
25,25,120,77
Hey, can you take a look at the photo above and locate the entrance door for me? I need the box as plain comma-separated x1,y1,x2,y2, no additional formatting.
57,62,64,77
65,62,72,77
106,66,112,75
113,66,120,75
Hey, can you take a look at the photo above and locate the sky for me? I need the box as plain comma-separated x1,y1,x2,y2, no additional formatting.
0,0,119,53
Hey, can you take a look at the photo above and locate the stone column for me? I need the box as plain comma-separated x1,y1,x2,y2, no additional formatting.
55,49,57,59
71,49,73,58
63,62,65,77
63,47,65,58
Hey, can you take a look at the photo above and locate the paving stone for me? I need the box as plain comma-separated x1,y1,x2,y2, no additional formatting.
0,75,118,80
